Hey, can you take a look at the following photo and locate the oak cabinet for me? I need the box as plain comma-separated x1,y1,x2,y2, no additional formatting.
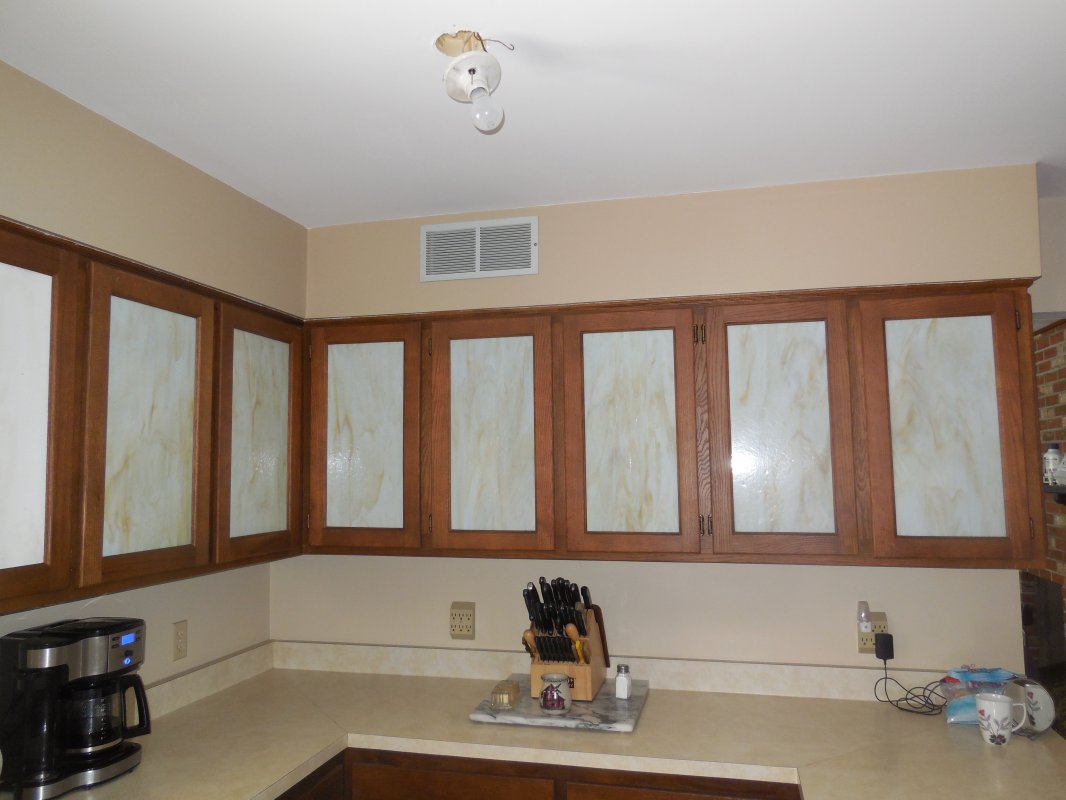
562,309,700,554
0,232,84,610
80,264,215,586
308,322,421,549
344,749,800,800
214,304,303,564
705,300,858,556
278,753,347,800
858,290,1040,561
428,316,555,551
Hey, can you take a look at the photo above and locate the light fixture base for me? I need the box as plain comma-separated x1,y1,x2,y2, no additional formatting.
444,51,501,103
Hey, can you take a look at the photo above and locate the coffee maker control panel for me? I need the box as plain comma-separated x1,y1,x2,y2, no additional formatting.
107,627,146,672
19,618,147,681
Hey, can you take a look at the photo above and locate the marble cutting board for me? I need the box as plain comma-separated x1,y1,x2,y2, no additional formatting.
469,673,649,732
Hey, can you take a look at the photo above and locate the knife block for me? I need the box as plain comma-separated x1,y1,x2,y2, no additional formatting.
528,611,606,702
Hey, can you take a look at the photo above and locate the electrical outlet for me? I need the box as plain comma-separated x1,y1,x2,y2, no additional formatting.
857,611,888,654
173,620,188,661
449,601,475,640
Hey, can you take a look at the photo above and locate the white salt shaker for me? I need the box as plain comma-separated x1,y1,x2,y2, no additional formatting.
615,664,631,699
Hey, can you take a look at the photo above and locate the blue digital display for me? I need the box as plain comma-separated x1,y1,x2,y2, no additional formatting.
121,632,136,646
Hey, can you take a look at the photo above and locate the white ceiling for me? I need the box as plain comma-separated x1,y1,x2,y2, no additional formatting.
1,1,1064,228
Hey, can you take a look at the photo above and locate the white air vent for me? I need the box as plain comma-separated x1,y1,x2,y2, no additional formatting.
420,216,538,282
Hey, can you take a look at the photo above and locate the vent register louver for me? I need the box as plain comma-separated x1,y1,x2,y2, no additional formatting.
420,216,538,282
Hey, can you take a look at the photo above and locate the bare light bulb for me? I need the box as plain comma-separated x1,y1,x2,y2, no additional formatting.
469,86,504,132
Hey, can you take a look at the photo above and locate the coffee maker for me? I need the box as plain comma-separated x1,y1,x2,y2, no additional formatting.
0,618,151,799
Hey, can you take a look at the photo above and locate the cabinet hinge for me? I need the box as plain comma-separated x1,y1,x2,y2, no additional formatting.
1016,310,1022,331
428,514,433,534
1029,517,1035,539
308,344,312,360
699,513,712,537
691,324,706,345
428,337,432,356
306,513,310,529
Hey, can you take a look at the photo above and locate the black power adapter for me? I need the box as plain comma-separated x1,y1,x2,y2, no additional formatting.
875,632,894,661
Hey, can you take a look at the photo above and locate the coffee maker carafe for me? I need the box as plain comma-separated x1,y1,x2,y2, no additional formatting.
0,618,151,799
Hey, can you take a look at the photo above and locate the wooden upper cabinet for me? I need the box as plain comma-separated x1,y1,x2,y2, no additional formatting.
562,308,699,554
428,316,554,551
706,300,858,555
214,304,303,564
80,264,215,586
308,321,421,549
0,230,84,610
858,290,1040,561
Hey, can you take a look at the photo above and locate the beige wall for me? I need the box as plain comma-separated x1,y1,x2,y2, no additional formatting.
271,556,1023,673
306,165,1040,317
0,566,271,685
0,62,307,316
0,62,289,685
1031,195,1066,316
0,57,1039,684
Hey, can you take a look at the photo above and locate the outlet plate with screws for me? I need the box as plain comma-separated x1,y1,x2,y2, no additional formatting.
173,619,188,661
450,601,475,640
857,611,888,654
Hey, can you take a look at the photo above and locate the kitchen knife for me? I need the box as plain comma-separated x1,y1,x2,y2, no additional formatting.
522,629,539,662
539,577,554,607
564,623,585,664
522,587,537,623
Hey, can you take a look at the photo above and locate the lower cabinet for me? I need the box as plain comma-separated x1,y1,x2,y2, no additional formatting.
278,753,347,800
338,749,800,800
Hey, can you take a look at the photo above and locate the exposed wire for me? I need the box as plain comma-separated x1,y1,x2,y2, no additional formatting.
481,37,515,51
874,660,948,715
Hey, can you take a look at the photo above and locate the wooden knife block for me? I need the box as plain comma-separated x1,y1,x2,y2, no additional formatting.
528,610,605,702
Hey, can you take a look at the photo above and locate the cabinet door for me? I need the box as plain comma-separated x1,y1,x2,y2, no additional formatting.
214,304,302,564
308,322,420,549
0,230,83,610
429,316,554,551
859,291,1037,560
563,309,699,553
707,301,857,555
80,264,215,585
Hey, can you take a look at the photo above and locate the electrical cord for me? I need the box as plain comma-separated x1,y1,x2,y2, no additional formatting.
873,659,949,715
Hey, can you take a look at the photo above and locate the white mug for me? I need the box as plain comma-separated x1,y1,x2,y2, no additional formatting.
976,692,1026,746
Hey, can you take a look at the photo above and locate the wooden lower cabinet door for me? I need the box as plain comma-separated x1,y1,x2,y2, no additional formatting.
568,783,790,800
278,754,346,800
351,762,553,800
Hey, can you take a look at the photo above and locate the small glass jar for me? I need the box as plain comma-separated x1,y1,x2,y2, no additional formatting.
615,664,631,699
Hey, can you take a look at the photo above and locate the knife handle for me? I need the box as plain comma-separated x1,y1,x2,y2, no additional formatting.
523,629,539,662
564,623,584,664
581,585,593,610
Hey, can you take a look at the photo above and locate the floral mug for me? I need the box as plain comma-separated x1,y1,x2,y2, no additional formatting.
976,692,1026,745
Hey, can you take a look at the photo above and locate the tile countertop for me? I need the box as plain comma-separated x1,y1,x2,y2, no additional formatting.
80,669,1066,800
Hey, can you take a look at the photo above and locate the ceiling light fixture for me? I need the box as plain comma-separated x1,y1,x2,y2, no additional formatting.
436,31,505,133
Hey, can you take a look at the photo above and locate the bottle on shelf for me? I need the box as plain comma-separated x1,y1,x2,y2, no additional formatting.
1044,444,1062,485
615,664,631,699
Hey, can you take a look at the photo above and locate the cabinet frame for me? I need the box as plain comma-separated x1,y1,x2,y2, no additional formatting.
213,304,303,564
307,321,422,550
428,315,555,552
0,231,85,610
562,308,700,554
858,290,1037,561
79,264,215,586
706,300,859,555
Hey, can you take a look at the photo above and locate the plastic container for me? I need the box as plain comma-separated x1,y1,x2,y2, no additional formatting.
1043,444,1061,485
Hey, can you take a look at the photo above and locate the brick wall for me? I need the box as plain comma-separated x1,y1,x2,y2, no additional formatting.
1033,321,1066,613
